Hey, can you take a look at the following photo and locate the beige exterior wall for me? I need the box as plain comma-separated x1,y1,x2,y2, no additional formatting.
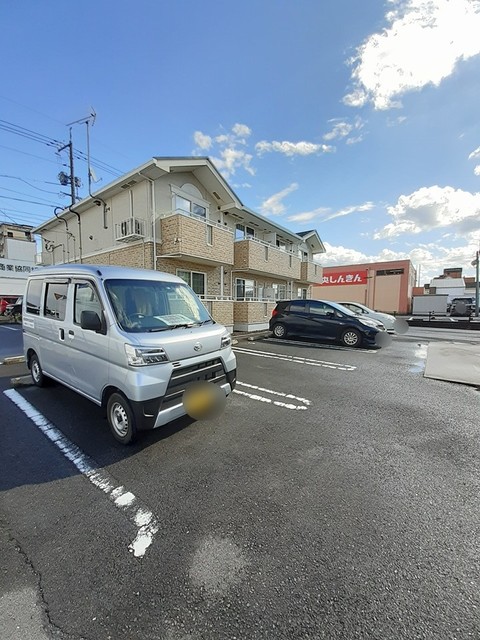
371,274,402,312
300,261,323,284
233,301,276,330
234,239,301,279
159,214,234,264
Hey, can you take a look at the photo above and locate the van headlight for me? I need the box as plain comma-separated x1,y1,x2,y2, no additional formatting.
221,333,231,349
125,344,169,366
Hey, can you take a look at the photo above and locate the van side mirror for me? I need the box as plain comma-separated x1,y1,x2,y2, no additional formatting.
81,310,104,333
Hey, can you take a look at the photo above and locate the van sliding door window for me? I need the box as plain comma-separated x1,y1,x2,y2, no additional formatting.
26,279,43,315
45,283,68,321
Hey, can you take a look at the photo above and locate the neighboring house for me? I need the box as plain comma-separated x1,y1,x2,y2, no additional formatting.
32,157,325,331
429,267,465,303
0,222,36,298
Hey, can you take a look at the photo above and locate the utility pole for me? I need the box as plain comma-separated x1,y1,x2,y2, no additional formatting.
57,129,80,206
474,250,479,318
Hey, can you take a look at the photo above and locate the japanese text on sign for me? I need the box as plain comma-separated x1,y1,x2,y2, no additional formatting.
320,270,367,286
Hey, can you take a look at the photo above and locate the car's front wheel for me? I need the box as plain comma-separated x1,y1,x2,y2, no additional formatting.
340,328,361,347
107,392,137,445
272,323,288,338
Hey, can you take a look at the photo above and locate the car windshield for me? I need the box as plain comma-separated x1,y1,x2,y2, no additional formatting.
105,278,212,333
326,301,359,317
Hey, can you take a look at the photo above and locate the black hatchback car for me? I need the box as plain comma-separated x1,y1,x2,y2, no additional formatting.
269,299,381,347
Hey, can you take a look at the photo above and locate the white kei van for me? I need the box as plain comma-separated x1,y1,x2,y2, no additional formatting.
22,264,237,444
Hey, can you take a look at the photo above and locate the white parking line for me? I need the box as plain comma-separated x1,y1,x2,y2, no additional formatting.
235,381,310,410
4,389,159,559
233,346,356,371
264,337,377,353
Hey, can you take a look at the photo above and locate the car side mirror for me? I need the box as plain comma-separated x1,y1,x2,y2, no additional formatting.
81,310,104,333
326,311,335,318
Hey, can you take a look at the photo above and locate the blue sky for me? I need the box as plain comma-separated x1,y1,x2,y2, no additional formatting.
2,0,480,283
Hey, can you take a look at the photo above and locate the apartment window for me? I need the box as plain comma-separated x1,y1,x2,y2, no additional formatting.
314,264,318,275
174,195,207,219
289,255,292,267
236,278,255,300
264,246,269,261
176,269,206,296
7,232,13,237
235,223,255,240
206,224,213,245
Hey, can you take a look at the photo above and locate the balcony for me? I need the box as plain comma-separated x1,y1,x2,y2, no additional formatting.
158,211,234,265
115,217,146,243
300,260,323,284
234,238,301,279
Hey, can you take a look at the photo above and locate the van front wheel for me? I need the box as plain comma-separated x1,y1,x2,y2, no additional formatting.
107,393,137,445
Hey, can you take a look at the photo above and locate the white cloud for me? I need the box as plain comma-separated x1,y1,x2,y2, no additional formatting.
324,201,375,221
475,165,480,176
212,148,255,180
260,183,299,216
469,145,480,159
375,185,480,238
232,123,252,141
255,140,333,157
323,117,365,143
344,0,480,110
287,208,329,223
193,131,212,150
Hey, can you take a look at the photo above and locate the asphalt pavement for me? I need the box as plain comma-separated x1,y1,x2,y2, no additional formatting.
1,330,480,639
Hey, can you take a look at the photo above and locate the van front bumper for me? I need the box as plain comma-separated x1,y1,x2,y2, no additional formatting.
131,367,236,431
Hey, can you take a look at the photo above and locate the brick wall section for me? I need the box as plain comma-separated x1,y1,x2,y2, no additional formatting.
160,215,234,264
300,261,323,284
234,301,276,323
208,301,234,327
81,242,155,270
234,240,301,279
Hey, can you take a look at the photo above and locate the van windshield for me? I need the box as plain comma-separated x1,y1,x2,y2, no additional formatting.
104,279,212,332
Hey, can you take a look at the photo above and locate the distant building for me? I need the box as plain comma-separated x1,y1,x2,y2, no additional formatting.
312,259,416,314
0,222,36,298
429,267,465,302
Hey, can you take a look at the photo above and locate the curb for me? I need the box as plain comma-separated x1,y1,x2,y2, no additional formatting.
1,356,26,365
11,375,32,388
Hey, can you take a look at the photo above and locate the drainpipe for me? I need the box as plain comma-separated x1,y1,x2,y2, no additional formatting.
138,171,157,270
68,205,83,263
53,207,70,263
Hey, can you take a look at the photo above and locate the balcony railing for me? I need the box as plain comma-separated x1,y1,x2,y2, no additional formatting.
115,217,146,242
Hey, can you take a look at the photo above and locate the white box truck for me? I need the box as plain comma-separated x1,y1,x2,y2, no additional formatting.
411,294,448,316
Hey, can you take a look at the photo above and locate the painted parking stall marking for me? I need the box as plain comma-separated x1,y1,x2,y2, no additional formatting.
264,337,377,354
233,346,357,371
234,381,311,410
4,389,159,559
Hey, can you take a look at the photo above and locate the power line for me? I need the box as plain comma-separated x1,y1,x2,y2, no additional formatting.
0,195,62,207
0,143,65,165
0,186,62,205
0,174,63,195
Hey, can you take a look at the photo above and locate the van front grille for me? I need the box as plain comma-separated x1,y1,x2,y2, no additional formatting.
161,358,227,411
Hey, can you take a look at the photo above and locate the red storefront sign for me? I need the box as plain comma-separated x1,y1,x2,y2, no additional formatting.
320,270,368,286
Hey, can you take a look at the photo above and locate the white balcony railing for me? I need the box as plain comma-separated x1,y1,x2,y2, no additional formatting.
115,217,146,242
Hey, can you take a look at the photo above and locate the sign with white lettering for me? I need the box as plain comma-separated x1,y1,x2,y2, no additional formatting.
0,259,34,278
320,270,368,286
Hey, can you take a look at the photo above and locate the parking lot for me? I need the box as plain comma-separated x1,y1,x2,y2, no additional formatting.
1,328,480,639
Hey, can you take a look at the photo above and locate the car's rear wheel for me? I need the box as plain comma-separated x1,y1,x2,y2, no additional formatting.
30,352,47,387
107,392,137,445
272,323,287,338
341,328,361,347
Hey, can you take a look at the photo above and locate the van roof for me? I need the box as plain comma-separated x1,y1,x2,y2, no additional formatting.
28,264,184,283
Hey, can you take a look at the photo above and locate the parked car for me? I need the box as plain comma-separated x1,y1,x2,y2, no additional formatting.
337,301,396,333
449,297,475,317
5,296,23,318
269,299,383,347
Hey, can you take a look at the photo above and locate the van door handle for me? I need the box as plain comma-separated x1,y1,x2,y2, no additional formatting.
59,328,65,340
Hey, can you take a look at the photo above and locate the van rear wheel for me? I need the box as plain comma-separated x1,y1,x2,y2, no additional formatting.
107,393,137,445
30,353,47,387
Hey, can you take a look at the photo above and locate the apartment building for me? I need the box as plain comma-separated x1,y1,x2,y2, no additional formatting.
32,157,325,331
